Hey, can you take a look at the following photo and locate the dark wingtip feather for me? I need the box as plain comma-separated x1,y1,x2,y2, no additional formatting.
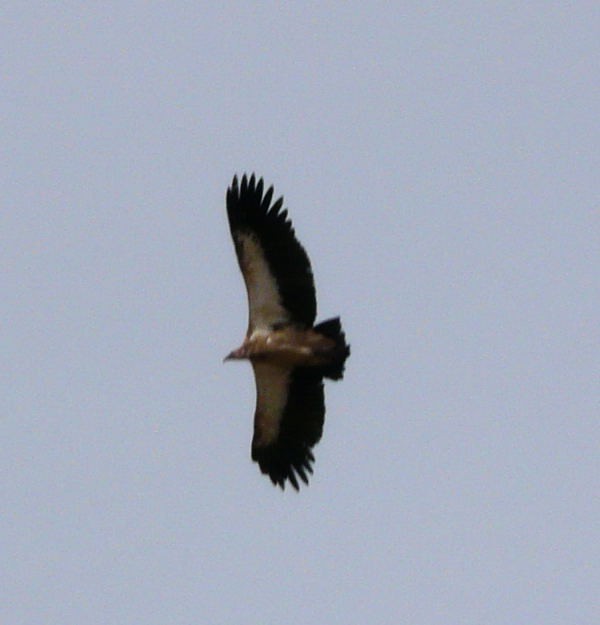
227,175,238,200
270,197,284,215
253,445,314,492
261,186,274,211
288,472,299,491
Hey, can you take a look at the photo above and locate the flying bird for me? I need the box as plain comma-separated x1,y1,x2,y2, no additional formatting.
225,174,350,490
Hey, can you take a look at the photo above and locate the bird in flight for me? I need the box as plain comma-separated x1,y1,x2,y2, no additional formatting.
225,174,350,490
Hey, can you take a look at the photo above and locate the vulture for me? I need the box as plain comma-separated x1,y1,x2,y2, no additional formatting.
225,174,350,490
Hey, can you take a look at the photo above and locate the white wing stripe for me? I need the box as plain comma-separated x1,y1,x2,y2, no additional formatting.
236,232,290,331
252,362,290,447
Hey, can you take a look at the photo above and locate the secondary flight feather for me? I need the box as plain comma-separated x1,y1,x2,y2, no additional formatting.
225,174,350,490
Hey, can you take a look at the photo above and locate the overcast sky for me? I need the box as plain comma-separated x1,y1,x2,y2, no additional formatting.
3,3,599,624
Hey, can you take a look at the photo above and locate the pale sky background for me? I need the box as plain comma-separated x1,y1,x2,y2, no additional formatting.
2,3,599,624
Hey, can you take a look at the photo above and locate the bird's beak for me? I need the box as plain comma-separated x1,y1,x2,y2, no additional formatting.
223,349,238,362
224,346,245,362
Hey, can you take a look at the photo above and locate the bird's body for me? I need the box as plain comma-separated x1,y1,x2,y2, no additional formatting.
225,174,350,490
228,325,337,367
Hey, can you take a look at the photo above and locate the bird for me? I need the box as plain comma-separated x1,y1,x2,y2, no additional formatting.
224,174,350,490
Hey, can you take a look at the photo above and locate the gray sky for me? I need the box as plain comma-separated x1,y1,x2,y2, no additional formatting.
3,3,599,624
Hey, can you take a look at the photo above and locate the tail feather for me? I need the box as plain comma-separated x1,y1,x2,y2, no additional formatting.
313,317,350,380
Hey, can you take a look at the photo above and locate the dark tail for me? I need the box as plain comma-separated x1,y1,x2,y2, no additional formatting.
313,317,350,381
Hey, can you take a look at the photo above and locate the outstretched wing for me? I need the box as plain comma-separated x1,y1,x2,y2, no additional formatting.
226,174,317,332
251,362,325,490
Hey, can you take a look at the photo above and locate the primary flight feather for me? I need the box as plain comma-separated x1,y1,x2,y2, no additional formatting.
225,174,350,490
